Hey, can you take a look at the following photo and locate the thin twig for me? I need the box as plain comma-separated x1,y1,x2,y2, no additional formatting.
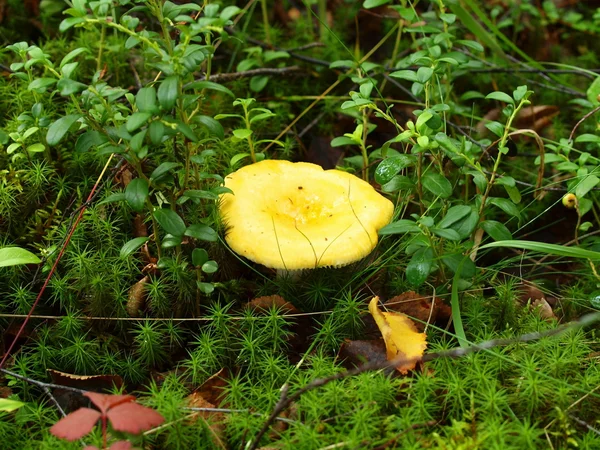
206,66,303,83
569,105,600,142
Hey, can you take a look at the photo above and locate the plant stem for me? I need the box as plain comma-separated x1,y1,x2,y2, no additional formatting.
260,0,271,44
97,24,106,73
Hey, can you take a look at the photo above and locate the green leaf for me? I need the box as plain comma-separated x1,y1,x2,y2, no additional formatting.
195,115,224,140
0,399,25,412
175,121,197,142
150,162,180,181
485,91,514,104
126,112,152,133
363,0,390,7
57,78,87,96
183,190,218,201
59,17,86,32
60,47,90,69
197,281,214,294
422,172,452,198
185,81,235,97
75,130,107,153
136,87,157,113
489,197,521,219
46,114,81,146
479,240,600,260
576,174,600,198
374,156,414,185
250,75,269,92
120,237,149,258
149,121,165,145
416,67,434,84
157,76,179,110
185,224,218,242
154,209,186,236
192,248,209,267
406,246,434,287
438,205,472,228
449,208,479,239
431,227,461,241
0,247,41,267
587,76,600,105
378,220,421,235
98,192,126,205
233,128,252,139
480,220,512,241
202,260,218,274
442,253,476,278
125,178,148,212
389,70,419,82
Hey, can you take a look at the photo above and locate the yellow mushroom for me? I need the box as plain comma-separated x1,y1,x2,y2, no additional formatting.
219,160,394,271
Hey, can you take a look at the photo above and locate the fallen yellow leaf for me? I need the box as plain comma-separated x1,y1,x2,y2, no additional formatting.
368,297,427,373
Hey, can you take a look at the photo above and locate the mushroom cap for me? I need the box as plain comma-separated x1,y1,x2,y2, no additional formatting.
219,160,394,270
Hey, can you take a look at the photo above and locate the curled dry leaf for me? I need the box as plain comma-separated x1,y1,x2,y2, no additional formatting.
126,275,149,317
48,369,124,391
368,297,427,374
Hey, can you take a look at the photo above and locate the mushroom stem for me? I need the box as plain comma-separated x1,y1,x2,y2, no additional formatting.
276,269,303,282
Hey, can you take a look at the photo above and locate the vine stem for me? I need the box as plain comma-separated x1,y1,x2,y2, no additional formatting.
0,154,116,369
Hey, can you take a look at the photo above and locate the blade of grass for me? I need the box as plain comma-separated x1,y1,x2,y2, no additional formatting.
479,240,600,260
451,256,469,347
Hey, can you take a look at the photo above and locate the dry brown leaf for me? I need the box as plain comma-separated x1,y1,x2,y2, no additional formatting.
248,295,299,315
384,291,452,332
532,298,556,321
126,275,148,317
476,105,559,136
368,297,427,374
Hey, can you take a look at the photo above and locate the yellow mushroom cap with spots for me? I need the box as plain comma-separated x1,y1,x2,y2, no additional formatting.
219,160,394,270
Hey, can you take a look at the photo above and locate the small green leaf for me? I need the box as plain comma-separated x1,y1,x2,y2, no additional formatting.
406,246,434,287
587,76,600,105
0,399,25,412
422,172,452,198
379,220,421,235
442,253,476,278
0,247,41,268
185,224,218,242
202,260,218,274
126,112,152,133
489,197,521,219
197,281,214,294
120,237,149,258
431,228,461,241
125,178,148,212
374,156,414,185
184,190,218,201
150,162,180,181
438,205,472,228
154,209,186,236
149,121,165,145
98,192,125,205
576,174,600,198
480,220,512,241
233,129,252,139
46,114,81,146
416,67,434,83
185,81,235,97
136,87,157,113
192,248,209,267
157,76,179,110
486,91,514,104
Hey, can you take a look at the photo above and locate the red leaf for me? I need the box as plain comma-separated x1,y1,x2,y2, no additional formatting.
107,402,164,434
110,441,133,450
50,408,101,441
84,392,135,414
